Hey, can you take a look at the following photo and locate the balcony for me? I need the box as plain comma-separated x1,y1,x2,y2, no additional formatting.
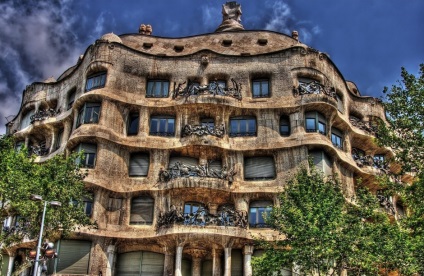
172,79,242,100
30,108,60,124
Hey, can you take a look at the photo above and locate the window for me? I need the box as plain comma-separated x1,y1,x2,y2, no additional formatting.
280,115,290,136
149,116,175,136
75,143,97,168
20,109,35,130
54,129,64,150
127,113,140,135
331,127,343,149
184,202,204,216
252,79,269,98
309,150,332,176
336,94,344,113
146,80,169,97
305,111,326,135
76,102,101,127
373,154,385,168
15,141,24,151
130,196,154,225
249,200,273,228
230,117,256,137
201,118,215,129
85,71,106,91
129,153,150,177
244,156,276,180
67,89,76,110
83,196,93,217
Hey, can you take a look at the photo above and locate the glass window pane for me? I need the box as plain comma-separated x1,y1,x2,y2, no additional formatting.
147,82,154,96
248,119,256,134
318,122,326,134
159,119,167,133
150,118,158,133
167,118,175,134
253,82,260,97
162,82,169,96
306,118,316,131
230,120,238,134
128,114,139,135
240,120,247,133
250,208,257,224
262,81,269,96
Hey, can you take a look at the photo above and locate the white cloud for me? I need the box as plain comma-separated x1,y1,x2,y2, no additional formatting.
264,1,293,34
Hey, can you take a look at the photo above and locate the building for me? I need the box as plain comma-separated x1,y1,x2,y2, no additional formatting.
2,2,402,276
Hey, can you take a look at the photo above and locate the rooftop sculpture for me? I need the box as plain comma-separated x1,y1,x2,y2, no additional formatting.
215,1,244,32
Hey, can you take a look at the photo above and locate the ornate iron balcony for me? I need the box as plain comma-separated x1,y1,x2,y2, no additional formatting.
30,108,60,124
172,79,242,100
182,123,225,138
156,205,247,229
294,81,337,100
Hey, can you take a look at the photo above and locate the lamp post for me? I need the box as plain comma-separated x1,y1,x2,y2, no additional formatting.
31,194,61,276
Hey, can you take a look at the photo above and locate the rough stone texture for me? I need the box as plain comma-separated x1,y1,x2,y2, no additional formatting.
6,27,393,275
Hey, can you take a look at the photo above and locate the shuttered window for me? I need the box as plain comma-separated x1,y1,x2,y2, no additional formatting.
130,196,154,225
209,159,222,172
1,254,9,276
244,156,276,180
55,240,91,275
85,71,106,91
129,153,150,177
181,259,192,276
75,143,97,168
231,249,243,276
116,251,165,276
309,150,332,176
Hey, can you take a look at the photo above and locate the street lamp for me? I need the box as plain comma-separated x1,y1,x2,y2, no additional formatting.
30,194,61,276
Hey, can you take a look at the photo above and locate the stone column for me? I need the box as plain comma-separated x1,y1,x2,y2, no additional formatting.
224,247,232,276
174,245,183,276
243,245,254,276
212,248,222,276
105,245,116,276
192,257,202,276
163,246,175,276
6,254,15,276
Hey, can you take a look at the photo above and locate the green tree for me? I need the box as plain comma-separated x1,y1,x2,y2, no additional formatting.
252,166,416,276
377,64,424,274
0,135,94,247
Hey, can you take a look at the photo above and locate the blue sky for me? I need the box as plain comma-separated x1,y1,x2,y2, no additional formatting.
0,0,423,134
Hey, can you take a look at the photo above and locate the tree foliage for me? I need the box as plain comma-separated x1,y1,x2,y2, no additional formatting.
252,167,417,275
377,64,424,274
0,135,94,247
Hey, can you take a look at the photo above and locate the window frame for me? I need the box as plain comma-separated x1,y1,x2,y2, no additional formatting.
280,115,291,136
146,79,170,98
149,115,176,137
201,117,215,129
249,200,273,228
331,127,343,149
130,196,155,225
75,143,97,168
54,128,64,150
184,202,205,216
127,112,140,136
229,116,257,137
251,79,270,98
76,102,101,128
129,152,150,177
85,71,107,92
67,89,76,110
244,156,276,181
305,111,327,135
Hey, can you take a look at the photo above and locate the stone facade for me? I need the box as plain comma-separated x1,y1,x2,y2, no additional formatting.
3,3,402,276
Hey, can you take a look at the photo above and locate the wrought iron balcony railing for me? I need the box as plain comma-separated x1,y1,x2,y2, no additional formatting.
172,79,242,100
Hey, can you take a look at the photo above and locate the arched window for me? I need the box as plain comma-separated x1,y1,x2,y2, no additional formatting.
130,196,154,225
249,200,273,228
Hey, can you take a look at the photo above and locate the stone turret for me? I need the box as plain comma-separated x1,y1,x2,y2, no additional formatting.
215,1,244,32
